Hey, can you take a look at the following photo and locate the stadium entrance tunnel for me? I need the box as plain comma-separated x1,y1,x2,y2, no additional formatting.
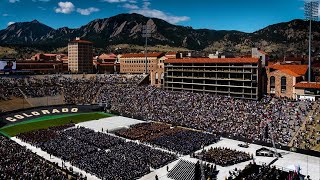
0,104,101,128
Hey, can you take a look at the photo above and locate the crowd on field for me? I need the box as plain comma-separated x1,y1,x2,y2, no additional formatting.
116,122,219,155
0,136,72,180
17,125,177,180
227,162,303,180
194,147,253,167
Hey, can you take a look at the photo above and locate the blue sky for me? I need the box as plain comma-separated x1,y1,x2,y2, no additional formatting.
0,0,309,32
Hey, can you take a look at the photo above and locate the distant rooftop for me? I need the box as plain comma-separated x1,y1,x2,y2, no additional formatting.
121,52,164,58
294,82,320,89
69,38,93,44
165,58,259,64
268,64,308,77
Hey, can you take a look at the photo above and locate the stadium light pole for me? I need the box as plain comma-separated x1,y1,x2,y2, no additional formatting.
305,0,319,82
143,21,152,74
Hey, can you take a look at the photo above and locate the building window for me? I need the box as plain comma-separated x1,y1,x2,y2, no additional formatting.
281,76,286,93
270,76,275,93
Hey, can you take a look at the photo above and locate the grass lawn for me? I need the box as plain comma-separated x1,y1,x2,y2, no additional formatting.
0,112,113,137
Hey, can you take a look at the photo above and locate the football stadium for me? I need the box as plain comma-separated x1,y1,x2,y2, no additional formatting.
0,74,319,180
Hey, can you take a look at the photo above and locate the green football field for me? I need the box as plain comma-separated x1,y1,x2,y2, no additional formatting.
0,112,113,137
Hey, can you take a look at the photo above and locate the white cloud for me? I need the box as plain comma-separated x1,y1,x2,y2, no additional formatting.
8,0,19,3
123,3,139,9
131,8,190,24
128,0,137,3
104,0,127,3
142,1,150,8
2,14,9,17
77,7,100,15
128,1,190,24
7,22,15,26
55,1,75,14
32,0,50,2
38,6,46,10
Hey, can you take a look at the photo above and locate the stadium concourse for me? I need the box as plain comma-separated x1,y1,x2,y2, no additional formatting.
0,74,320,179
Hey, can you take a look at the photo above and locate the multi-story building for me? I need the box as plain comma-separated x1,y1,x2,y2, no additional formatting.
164,58,262,100
294,82,320,100
266,63,308,98
252,48,268,67
16,60,63,74
68,38,93,73
94,53,120,74
31,53,67,61
119,52,165,86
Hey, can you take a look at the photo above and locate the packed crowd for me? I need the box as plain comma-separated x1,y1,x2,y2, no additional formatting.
116,122,171,141
18,124,74,144
101,74,146,85
99,85,313,146
0,75,315,149
18,125,177,179
227,162,301,180
293,103,320,150
116,122,219,155
0,135,71,179
0,74,145,103
0,77,61,99
62,77,101,104
195,147,253,167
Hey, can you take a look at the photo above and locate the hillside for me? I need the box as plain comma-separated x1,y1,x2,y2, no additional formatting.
0,13,317,57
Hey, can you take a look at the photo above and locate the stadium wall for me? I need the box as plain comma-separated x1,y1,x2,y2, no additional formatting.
0,104,101,128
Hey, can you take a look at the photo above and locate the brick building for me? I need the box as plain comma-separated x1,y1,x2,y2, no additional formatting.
266,64,308,98
68,38,93,73
252,48,268,67
164,58,262,100
16,60,63,74
119,52,165,86
31,53,66,61
94,53,120,74
294,82,320,100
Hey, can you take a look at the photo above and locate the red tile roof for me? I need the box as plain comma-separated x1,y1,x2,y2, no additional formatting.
165,58,259,64
284,57,306,62
166,52,177,55
121,53,164,58
279,69,301,77
69,39,93,44
294,82,320,89
268,64,308,77
43,54,57,56
17,62,62,65
258,50,268,55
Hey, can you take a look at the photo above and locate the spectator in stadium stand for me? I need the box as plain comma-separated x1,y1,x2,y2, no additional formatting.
0,74,314,148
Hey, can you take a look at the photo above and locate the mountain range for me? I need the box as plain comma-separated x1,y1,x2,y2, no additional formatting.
0,13,319,57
